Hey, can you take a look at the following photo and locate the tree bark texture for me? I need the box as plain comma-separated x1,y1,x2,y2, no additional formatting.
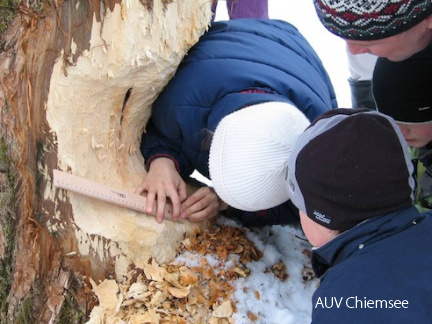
0,0,211,322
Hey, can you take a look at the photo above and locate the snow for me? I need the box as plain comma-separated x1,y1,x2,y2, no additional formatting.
229,223,317,324
186,3,351,323
175,214,318,324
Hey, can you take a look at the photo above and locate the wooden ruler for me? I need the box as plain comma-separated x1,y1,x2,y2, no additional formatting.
53,169,173,219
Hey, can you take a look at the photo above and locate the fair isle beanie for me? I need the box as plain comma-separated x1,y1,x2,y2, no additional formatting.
287,108,414,231
209,102,310,212
314,0,432,40
373,45,432,123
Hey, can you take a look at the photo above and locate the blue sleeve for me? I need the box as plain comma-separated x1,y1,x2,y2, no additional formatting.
140,119,195,178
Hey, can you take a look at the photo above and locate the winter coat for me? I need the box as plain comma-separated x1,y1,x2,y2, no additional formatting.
141,19,337,226
311,206,432,323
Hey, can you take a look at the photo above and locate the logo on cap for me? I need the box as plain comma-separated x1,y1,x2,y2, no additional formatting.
418,106,431,111
313,210,332,225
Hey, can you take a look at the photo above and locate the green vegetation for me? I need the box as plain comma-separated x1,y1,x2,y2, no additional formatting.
0,0,47,51
58,282,86,324
0,134,18,322
0,0,18,36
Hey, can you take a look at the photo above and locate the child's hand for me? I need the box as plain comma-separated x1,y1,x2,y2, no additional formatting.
180,187,228,222
135,158,186,223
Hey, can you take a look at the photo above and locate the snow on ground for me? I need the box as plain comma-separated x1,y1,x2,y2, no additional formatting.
175,212,319,324
228,221,318,324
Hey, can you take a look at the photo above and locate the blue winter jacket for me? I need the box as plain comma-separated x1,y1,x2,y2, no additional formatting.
141,19,337,225
311,206,432,323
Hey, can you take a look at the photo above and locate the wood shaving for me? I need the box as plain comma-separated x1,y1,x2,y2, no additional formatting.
86,224,262,323
301,248,315,282
266,261,289,282
247,311,259,321
254,290,260,300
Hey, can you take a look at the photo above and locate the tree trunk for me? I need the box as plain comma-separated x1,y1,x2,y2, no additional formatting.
0,0,211,322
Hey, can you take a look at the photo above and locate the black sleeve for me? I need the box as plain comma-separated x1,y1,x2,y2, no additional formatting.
224,200,300,227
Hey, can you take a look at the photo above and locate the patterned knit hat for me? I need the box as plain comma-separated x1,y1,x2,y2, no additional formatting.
373,45,432,123
209,102,310,212
314,0,432,40
287,109,414,231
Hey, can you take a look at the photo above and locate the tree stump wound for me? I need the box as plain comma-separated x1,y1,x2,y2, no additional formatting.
0,0,212,321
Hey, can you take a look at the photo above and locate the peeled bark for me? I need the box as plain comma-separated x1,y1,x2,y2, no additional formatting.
0,0,211,322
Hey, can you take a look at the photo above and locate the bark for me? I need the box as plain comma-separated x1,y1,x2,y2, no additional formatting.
0,0,211,322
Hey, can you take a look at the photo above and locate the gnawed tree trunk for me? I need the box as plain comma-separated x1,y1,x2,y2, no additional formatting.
0,0,212,322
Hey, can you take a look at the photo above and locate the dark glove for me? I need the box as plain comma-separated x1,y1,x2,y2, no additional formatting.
349,78,376,110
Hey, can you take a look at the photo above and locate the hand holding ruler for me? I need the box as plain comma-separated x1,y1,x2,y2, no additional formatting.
53,169,174,219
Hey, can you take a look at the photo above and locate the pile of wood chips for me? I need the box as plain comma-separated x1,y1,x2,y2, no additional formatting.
86,224,267,324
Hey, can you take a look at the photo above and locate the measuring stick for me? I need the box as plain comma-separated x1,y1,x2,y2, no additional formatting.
53,169,173,219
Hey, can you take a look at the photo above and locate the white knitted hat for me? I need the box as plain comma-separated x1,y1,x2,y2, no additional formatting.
209,101,310,211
